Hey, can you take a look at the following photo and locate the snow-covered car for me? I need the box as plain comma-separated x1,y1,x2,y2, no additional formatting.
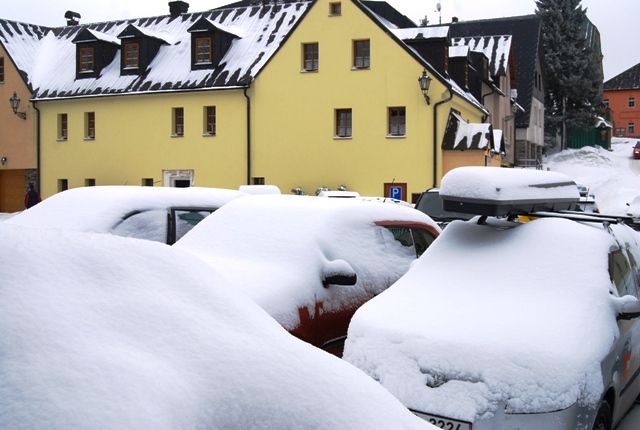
344,167,640,430
5,186,244,244
175,194,440,355
0,224,435,430
414,188,474,227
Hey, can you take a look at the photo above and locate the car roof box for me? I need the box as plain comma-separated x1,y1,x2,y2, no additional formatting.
440,167,580,217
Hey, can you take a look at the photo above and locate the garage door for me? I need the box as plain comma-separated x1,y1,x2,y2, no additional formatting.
0,170,25,212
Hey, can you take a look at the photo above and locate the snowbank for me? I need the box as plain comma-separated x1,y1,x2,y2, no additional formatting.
0,224,435,430
344,217,621,422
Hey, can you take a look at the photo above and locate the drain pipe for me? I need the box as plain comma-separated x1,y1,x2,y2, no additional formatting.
243,86,251,185
433,86,453,188
32,101,41,194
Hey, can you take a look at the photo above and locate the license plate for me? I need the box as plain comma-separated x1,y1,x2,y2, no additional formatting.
412,410,472,430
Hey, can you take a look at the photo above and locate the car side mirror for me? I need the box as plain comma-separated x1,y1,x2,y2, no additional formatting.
322,259,357,287
616,296,640,320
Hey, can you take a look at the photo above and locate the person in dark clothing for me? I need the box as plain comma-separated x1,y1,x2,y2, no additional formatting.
24,183,41,209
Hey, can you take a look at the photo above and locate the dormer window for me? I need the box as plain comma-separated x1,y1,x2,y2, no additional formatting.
79,47,95,73
117,24,169,76
187,17,242,71
72,28,120,79
123,42,140,69
195,36,212,65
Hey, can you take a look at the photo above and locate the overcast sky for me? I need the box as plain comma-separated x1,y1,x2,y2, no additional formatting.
2,0,636,80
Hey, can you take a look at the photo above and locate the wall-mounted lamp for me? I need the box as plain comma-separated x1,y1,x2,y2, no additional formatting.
0,156,7,166
9,92,27,120
418,70,432,105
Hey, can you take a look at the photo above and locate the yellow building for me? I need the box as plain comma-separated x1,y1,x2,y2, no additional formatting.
0,0,488,203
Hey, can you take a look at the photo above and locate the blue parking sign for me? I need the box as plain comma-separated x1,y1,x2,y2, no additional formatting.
389,185,403,200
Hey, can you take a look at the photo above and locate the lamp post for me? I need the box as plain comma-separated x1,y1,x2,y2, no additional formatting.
9,92,27,120
418,70,432,105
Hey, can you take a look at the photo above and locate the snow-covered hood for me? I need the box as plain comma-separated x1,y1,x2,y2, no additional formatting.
345,217,623,422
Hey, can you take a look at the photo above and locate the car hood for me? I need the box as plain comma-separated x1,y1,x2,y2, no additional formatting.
345,217,624,422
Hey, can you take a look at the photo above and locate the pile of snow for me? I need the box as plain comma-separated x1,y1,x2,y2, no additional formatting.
545,138,640,214
0,224,434,430
175,195,439,331
5,186,243,239
344,217,626,422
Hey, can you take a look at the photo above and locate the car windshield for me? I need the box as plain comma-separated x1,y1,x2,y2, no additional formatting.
416,191,474,221
635,142,640,148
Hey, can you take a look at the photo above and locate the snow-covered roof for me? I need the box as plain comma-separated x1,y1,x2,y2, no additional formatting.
595,116,612,129
391,26,449,40
451,34,512,77
0,1,311,99
175,195,439,331
441,111,493,150
0,224,432,429
448,45,469,58
344,216,634,421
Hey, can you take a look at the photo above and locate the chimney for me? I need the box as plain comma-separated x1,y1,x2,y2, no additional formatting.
452,16,459,23
169,1,189,17
64,10,81,26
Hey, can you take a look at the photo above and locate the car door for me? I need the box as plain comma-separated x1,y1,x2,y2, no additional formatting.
315,222,438,356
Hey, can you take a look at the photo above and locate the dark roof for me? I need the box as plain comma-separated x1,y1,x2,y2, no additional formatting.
0,1,312,99
441,111,493,150
449,15,542,128
361,1,416,28
604,63,640,91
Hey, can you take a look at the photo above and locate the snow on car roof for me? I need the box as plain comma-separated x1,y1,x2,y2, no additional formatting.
175,195,439,330
0,224,433,430
6,186,243,232
344,216,625,421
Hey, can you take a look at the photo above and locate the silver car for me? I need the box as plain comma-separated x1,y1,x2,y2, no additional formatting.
344,167,640,430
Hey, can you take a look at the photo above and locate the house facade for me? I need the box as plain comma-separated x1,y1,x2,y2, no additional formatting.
0,0,487,203
604,63,640,138
451,15,545,167
0,41,39,211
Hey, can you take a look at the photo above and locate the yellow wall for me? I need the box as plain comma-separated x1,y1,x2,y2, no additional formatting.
38,90,247,197
252,0,484,198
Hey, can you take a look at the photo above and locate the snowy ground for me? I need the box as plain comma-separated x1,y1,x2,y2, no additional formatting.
545,137,640,429
545,137,640,215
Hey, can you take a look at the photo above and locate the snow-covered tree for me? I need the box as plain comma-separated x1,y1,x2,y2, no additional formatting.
536,0,603,149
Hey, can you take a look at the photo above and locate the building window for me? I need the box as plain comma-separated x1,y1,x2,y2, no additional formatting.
123,42,140,69
57,113,68,140
195,36,212,65
142,178,154,186
58,179,68,192
173,107,184,136
329,2,341,16
335,108,352,138
302,43,319,72
388,107,406,136
85,178,96,187
79,47,94,73
252,177,265,185
204,106,216,135
629,122,636,134
85,112,95,139
0,57,4,83
353,40,370,69
629,97,636,108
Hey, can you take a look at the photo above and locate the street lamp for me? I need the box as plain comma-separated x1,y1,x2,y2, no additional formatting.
9,92,27,120
418,70,432,105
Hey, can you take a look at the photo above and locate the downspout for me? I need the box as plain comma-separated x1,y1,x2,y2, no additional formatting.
433,87,453,188
32,101,41,194
243,86,251,185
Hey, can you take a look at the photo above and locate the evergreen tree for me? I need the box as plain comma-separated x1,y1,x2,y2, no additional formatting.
536,0,603,149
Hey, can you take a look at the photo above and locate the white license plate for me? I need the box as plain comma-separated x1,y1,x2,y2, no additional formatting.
412,410,472,430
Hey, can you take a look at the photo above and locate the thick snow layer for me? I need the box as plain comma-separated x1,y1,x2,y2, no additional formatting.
546,138,640,215
440,166,579,201
344,217,625,421
175,195,439,330
0,224,434,430
5,186,243,236
392,26,450,40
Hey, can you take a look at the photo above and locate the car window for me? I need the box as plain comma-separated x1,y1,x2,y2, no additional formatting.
174,210,214,242
609,249,637,297
416,191,473,221
383,226,436,258
111,209,168,243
